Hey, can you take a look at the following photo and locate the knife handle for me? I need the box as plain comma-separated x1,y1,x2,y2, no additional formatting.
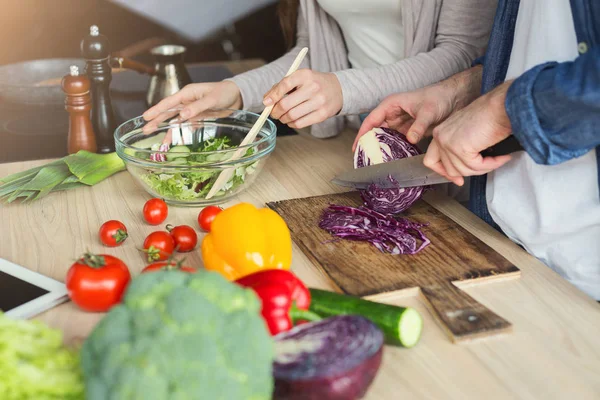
480,136,523,157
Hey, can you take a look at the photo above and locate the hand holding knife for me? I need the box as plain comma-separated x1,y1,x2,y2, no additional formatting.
332,136,523,190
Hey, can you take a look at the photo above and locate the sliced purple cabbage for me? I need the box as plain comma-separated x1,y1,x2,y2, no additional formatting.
354,127,424,214
273,315,384,400
319,204,430,255
150,143,169,162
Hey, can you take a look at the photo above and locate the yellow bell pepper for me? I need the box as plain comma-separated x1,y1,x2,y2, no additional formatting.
201,203,292,280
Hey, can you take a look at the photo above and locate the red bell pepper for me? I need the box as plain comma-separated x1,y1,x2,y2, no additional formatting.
235,269,321,335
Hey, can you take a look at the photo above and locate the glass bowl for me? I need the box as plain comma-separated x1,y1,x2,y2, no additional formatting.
114,109,277,206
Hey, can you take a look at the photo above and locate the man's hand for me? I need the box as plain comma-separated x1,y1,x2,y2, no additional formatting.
423,80,515,186
355,65,483,151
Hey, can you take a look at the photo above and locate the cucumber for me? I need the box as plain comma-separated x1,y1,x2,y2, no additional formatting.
166,158,188,165
132,132,167,149
166,145,191,161
123,147,148,159
308,288,423,348
123,147,138,157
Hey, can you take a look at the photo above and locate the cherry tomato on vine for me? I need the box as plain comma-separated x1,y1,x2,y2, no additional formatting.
142,231,175,262
98,220,128,247
142,260,197,274
198,206,222,232
166,224,198,252
143,198,168,225
66,253,131,312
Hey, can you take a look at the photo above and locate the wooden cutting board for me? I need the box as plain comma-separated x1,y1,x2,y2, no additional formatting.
267,192,520,343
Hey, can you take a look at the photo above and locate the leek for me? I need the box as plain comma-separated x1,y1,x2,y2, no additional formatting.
0,151,125,203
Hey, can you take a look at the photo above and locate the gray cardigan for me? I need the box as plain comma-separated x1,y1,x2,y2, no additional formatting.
229,0,497,138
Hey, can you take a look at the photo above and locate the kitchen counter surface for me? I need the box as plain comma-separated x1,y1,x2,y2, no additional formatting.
1,61,600,400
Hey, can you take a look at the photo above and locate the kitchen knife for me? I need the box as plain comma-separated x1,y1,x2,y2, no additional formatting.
332,136,523,190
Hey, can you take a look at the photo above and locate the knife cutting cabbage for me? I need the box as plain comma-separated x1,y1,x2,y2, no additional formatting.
332,131,523,190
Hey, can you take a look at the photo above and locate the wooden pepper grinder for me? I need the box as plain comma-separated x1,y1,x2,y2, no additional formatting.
81,25,116,153
61,66,97,154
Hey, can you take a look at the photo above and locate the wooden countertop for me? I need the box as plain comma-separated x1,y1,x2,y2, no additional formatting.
1,61,600,400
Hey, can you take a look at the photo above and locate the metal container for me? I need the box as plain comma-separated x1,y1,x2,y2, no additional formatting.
146,45,192,107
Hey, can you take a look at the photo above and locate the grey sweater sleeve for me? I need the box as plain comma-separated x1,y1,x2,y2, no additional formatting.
227,13,310,113
334,0,496,115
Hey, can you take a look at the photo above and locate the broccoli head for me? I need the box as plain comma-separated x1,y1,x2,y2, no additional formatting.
80,270,274,400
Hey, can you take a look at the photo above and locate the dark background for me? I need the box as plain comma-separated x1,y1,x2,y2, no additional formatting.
0,0,288,163
0,0,286,66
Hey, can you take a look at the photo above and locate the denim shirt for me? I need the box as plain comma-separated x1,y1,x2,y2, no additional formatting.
469,0,600,229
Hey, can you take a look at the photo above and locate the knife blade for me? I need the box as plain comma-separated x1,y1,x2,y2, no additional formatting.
332,136,524,190
331,154,449,189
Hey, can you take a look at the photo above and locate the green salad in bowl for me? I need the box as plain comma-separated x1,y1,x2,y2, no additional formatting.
114,109,276,206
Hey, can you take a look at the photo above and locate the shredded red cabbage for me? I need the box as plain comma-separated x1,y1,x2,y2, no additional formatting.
354,127,425,214
319,204,430,255
150,143,169,162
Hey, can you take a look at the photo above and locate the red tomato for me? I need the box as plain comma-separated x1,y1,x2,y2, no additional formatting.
98,220,128,247
66,253,131,312
143,231,175,262
142,260,197,273
143,198,168,225
198,206,222,232
166,224,198,252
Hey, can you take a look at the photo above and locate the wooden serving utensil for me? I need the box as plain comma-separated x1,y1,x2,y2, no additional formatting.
205,47,309,200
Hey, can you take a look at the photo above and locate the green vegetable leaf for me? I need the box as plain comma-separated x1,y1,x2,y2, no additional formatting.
0,175,38,197
0,159,63,185
6,164,71,202
0,313,84,400
198,136,231,152
0,151,126,203
65,151,125,185
5,190,38,203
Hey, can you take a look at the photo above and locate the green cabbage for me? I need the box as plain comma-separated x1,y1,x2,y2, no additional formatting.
0,313,84,400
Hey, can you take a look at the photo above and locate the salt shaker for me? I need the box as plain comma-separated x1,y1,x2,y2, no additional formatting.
81,25,117,153
61,65,97,154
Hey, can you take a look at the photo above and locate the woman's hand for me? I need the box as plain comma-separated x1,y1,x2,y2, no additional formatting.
423,81,514,186
142,81,242,134
355,65,484,151
262,69,343,129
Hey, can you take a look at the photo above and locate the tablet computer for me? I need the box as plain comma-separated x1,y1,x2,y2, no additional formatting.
0,258,69,319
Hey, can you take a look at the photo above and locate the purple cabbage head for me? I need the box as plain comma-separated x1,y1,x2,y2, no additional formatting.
353,127,424,214
273,315,384,400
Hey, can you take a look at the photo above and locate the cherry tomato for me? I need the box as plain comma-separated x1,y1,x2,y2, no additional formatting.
166,224,198,252
98,220,128,247
142,260,197,274
143,198,168,225
142,231,175,262
198,206,222,232
66,253,131,312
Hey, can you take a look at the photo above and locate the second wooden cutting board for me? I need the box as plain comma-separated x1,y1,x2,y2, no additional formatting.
267,191,520,343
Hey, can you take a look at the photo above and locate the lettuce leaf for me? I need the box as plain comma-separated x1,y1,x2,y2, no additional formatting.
139,137,260,200
0,313,84,400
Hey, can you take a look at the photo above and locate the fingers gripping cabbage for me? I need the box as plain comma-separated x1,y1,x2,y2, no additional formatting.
354,127,425,214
